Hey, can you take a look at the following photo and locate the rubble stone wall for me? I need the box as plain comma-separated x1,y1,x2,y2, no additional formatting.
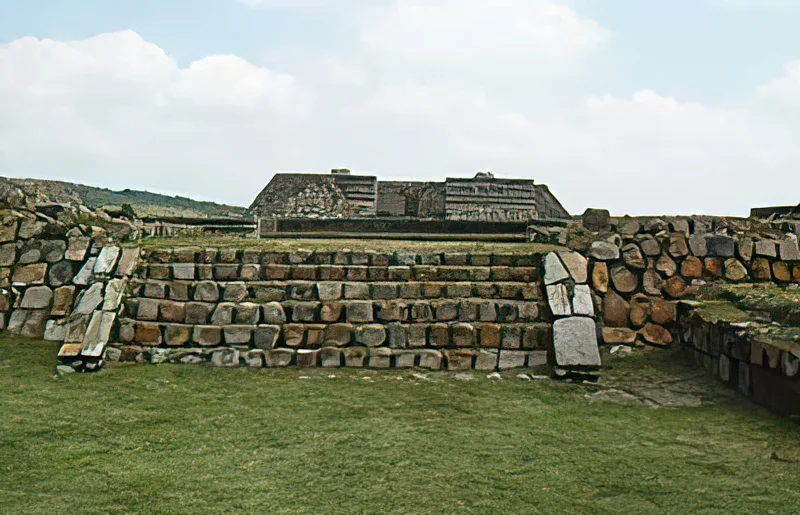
116,248,553,370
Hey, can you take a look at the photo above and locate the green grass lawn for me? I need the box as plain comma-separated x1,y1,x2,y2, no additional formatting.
1,336,799,514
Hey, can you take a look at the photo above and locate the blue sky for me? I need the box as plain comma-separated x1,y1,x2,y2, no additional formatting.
1,0,799,214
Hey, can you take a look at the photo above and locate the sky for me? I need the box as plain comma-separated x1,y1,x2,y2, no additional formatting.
1,0,800,216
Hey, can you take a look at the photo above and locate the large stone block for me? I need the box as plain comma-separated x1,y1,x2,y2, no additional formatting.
543,253,569,285
20,286,53,310
319,347,342,368
51,286,76,317
74,283,105,315
160,301,186,323
444,350,476,371
706,236,735,258
115,247,140,277
267,349,294,367
324,323,353,347
419,349,443,370
12,263,48,285
319,303,343,323
262,302,287,324
355,324,386,347
343,347,368,367
193,326,222,347
194,281,220,302
317,282,343,301
224,326,253,345
452,323,476,348
223,282,248,303
293,301,320,323
134,322,162,345
0,243,16,267
368,347,392,368
344,283,370,300
546,284,571,317
185,302,213,325
553,317,601,368
498,350,526,370
211,349,240,368
94,246,121,275
429,323,449,348
780,240,800,261
346,301,374,323
165,324,193,346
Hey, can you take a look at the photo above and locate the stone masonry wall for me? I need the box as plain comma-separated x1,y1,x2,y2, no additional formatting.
116,249,552,371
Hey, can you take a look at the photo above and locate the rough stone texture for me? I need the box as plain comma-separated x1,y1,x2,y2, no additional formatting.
543,253,569,285
223,282,248,303
650,298,676,325
224,326,253,345
343,347,368,367
52,286,76,317
643,269,664,296
48,261,75,287
318,282,343,301
193,326,222,347
664,276,688,298
588,241,619,261
724,259,748,282
558,251,588,283
267,349,294,367
323,323,353,347
754,240,777,258
704,257,723,278
262,302,287,324
94,246,120,275
610,266,637,293
751,258,772,281
13,263,48,285
602,327,637,345
621,244,646,270
603,291,630,327
656,255,677,277
639,237,662,257
582,208,610,231
211,349,240,368
74,283,104,314
706,236,735,258
681,256,703,279
572,285,594,317
165,325,193,346
0,243,16,267
546,284,571,317
355,324,386,347
773,261,792,282
591,262,609,293
688,234,708,257
20,286,53,310
779,240,800,261
629,295,650,328
347,301,374,323
115,247,140,277
319,347,342,368
640,323,673,346
194,281,220,302
553,317,601,368
668,233,690,258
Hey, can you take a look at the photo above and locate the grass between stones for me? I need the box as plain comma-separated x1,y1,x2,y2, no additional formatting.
1,335,799,514
135,236,563,255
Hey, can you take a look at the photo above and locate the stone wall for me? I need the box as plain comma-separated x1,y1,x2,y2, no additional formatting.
115,248,553,370
376,182,447,218
445,177,537,222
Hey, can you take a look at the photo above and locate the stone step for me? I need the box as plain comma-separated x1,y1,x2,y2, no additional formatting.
115,345,549,371
124,298,548,326
118,319,553,352
142,263,540,283
130,280,543,303
141,248,539,268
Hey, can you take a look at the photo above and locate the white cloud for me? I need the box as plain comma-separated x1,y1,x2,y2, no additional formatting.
360,0,610,65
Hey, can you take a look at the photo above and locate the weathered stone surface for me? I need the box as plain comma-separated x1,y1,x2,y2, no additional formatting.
134,322,162,345
115,247,139,277
344,282,369,300
42,240,66,263
224,326,253,345
64,313,89,343
433,301,458,321
588,241,619,261
14,310,47,339
546,284,571,316
103,279,126,311
317,347,341,368
165,325,193,346
65,237,91,261
72,257,97,286
355,324,386,347
20,286,53,310
267,349,294,367
317,282,343,301
737,237,754,262
751,258,772,281
617,217,640,236
706,236,735,258
779,239,800,261
347,301,374,323
650,298,676,325
243,350,265,368
211,348,240,367
475,350,499,370
223,282,248,303
52,286,76,316
572,285,594,317
629,295,650,328
668,233,690,258
12,263,48,285
74,283,104,314
444,350,476,371
558,251,588,284
640,323,673,346
553,317,601,368
172,263,195,281
194,281,220,302
296,349,318,367
724,259,748,282
591,262,609,294
0,220,17,243
642,268,664,296
582,208,610,231
429,324,449,348
193,326,222,346
342,347,368,367
0,243,16,267
621,244,646,270
19,246,42,265
160,301,186,323
681,256,703,279
184,302,211,324
94,246,120,275
252,325,279,350
44,320,67,342
47,261,75,287
773,261,792,282
418,349,442,370
543,253,569,285
137,298,159,321
292,301,319,323
603,291,630,327
754,240,777,258
320,302,343,323
602,327,637,345
261,302,286,325
498,350,527,370
639,237,662,257
704,257,723,278
610,266,637,293
664,276,688,298
688,234,708,257
452,323,476,347
656,255,677,277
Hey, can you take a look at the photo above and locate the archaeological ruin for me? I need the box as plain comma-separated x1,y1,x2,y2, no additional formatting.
0,173,798,417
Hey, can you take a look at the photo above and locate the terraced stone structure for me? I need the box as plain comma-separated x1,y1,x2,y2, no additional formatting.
118,248,555,371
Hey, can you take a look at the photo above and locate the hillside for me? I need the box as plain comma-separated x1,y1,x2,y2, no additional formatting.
1,177,247,219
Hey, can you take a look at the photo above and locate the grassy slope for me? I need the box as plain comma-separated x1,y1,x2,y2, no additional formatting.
1,335,799,514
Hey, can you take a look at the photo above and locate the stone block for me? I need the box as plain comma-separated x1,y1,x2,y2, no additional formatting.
347,266,368,281
344,283,370,300
751,258,772,281
724,259,748,282
706,236,735,258
211,349,240,368
779,240,800,261
452,323,476,348
115,247,139,277
51,286,76,317
372,283,397,300
74,283,105,315
65,237,91,262
543,253,569,285
601,327,637,345
20,286,53,310
355,324,386,347
194,281,220,302
546,284,571,317
498,350,526,370
65,314,89,343
774,262,792,282
475,350,499,371
264,265,291,280
266,349,294,367
185,302,213,325
254,325,280,351
640,323,673,346
320,302,343,323
165,325,193,347
522,324,551,350
318,282,343,301
94,246,120,275
0,244,16,267
160,301,186,323
134,322,162,345
411,301,433,322
501,325,522,349
422,283,443,299
347,301,374,323
588,241,619,261
444,350,476,371
754,240,777,258
224,326,253,345
527,351,548,370
44,320,67,342
13,263,48,285
478,324,501,349
343,347,368,368
324,323,353,347
144,281,167,299
388,267,412,281
558,251,588,283
293,349,316,368
407,324,427,348
553,317,601,368
434,300,458,321
377,300,407,322
393,350,418,368
193,326,222,347
234,303,260,325
446,283,472,299
368,347,392,368
429,323,449,348
214,264,240,281
319,347,342,368
262,302,287,324
136,298,159,321
419,349,443,370
386,323,407,348
282,324,305,347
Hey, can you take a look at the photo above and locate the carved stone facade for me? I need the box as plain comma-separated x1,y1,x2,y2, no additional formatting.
251,170,568,222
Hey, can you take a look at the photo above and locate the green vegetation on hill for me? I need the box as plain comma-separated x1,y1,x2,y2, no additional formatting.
4,177,247,218
1,335,799,513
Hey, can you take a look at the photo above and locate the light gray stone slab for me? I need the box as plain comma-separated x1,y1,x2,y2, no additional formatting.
558,251,588,284
82,311,115,357
546,284,572,316
553,317,601,368
20,286,53,310
93,246,121,275
102,279,126,311
543,253,570,285
572,285,595,317
73,257,97,286
74,283,105,315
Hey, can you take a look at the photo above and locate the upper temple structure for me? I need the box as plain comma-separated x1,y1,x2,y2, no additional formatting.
249,169,570,222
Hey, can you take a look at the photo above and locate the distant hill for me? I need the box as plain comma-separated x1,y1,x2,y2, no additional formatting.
1,177,248,219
